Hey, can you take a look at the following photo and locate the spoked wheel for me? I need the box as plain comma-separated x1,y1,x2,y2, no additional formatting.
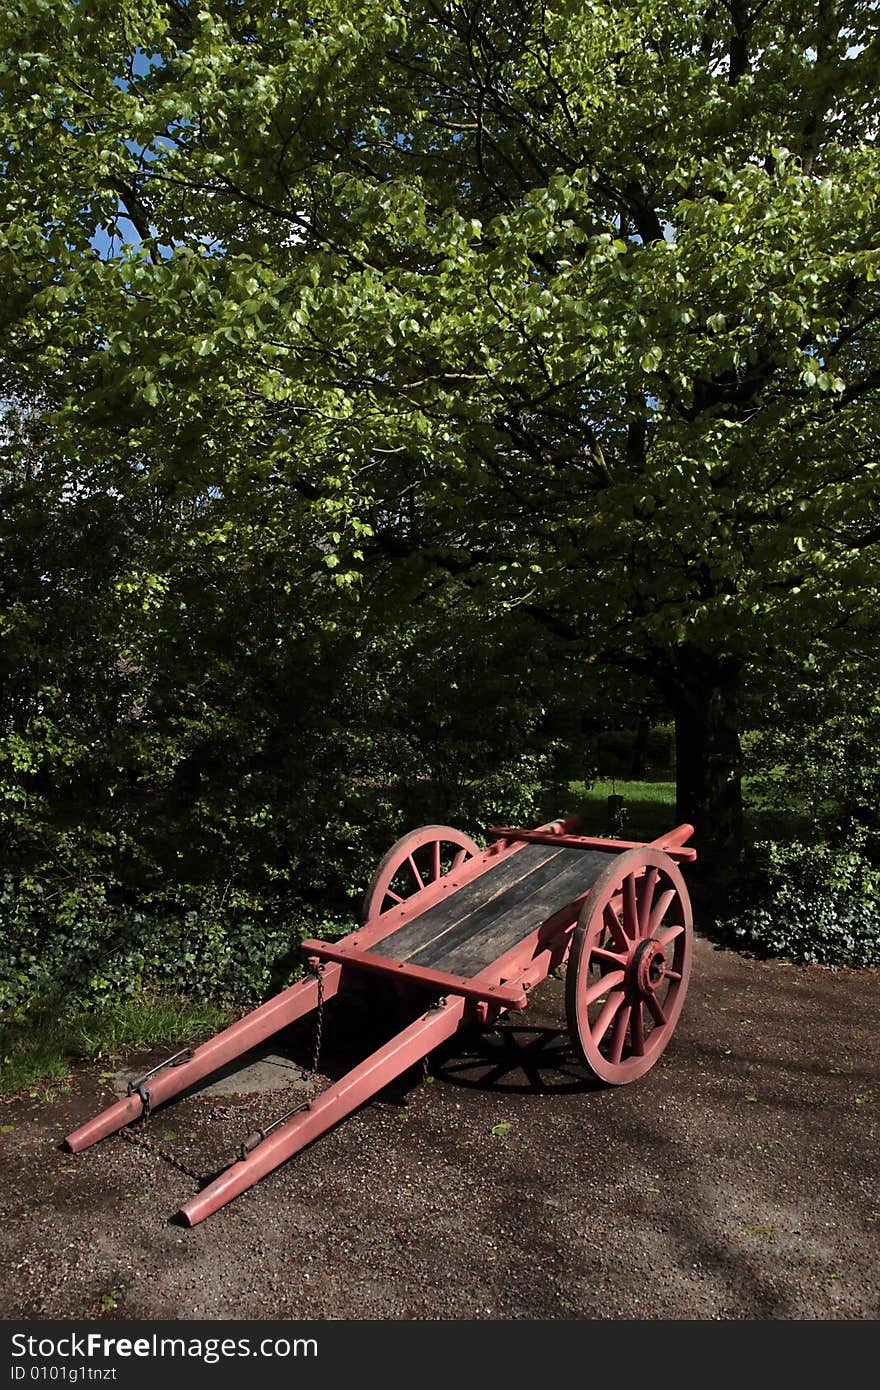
361,824,481,924
565,847,693,1085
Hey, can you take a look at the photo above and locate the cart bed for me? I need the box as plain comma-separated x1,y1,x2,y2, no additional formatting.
380,842,614,978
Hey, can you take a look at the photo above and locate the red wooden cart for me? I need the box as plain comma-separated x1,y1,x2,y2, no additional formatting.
66,815,696,1225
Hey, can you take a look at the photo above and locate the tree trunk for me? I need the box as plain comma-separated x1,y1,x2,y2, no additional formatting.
667,654,744,868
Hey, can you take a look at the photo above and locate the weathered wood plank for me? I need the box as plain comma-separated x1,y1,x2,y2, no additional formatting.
414,847,612,977
378,842,562,963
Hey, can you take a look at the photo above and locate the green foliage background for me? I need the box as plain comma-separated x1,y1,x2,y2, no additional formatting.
0,450,579,1008
1,391,582,1008
2,1,880,1015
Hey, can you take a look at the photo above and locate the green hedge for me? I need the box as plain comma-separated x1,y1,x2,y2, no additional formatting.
0,872,352,1014
0,457,579,1016
715,840,880,967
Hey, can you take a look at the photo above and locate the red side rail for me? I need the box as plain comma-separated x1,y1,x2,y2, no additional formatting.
488,822,697,862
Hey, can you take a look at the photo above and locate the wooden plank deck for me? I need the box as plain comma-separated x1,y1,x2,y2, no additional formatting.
378,842,614,979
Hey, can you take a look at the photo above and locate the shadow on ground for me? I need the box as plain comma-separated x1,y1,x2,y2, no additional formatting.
0,937,877,1320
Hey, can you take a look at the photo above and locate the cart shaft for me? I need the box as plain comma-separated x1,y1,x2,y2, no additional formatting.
178,994,468,1226
64,964,343,1152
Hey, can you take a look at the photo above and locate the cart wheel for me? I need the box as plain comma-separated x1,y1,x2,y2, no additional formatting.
361,824,481,924
565,847,693,1085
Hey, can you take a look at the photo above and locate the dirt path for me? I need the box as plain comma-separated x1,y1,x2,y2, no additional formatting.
1,937,877,1320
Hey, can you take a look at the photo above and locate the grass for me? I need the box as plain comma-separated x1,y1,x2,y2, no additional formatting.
569,778,676,841
0,994,234,1102
569,777,817,844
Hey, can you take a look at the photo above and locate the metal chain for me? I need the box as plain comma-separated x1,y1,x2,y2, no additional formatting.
235,961,327,1162
118,1110,207,1183
309,960,325,1076
118,962,328,1183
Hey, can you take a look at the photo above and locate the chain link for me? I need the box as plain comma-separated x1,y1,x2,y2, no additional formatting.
118,1112,207,1183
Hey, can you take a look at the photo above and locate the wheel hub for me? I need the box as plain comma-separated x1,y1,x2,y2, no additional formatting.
631,938,667,996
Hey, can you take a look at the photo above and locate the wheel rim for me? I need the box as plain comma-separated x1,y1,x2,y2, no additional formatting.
361,824,481,924
565,848,693,1084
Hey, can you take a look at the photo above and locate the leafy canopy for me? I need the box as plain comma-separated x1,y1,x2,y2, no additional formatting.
3,2,878,669
1,0,879,888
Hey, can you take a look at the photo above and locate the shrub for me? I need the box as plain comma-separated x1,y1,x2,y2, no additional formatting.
0,869,351,1014
714,839,880,967
744,684,880,859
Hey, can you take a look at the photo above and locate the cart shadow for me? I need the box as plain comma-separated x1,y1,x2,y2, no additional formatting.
277,989,598,1101
430,1023,599,1096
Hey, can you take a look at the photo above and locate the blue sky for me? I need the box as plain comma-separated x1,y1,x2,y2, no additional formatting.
90,49,170,259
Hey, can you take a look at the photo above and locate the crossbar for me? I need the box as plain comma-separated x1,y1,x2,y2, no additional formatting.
300,939,528,1008
488,822,697,862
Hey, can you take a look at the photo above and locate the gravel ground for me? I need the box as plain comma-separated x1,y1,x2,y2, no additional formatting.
0,936,877,1320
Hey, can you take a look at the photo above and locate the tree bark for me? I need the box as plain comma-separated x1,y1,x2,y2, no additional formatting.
664,652,744,867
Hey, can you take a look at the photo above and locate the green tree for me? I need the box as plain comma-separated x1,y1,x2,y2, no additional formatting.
2,0,879,869
1,372,575,1009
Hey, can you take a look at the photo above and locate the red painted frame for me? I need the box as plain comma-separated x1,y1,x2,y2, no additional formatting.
487,825,698,862
65,817,696,1225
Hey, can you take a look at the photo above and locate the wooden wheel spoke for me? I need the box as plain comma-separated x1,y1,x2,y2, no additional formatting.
638,867,659,936
591,945,628,968
646,993,666,1026
589,989,625,1044
630,1002,645,1056
608,1004,631,1065
656,922,684,950
362,825,480,925
648,889,677,936
622,874,639,938
602,903,629,951
584,970,626,1005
